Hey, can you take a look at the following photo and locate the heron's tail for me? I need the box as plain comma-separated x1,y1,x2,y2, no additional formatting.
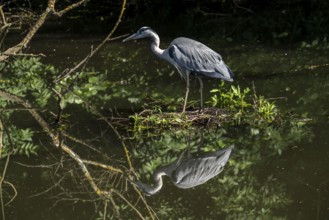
226,65,234,78
211,62,234,82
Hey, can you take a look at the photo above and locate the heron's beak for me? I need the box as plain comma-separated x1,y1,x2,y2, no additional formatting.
122,33,138,42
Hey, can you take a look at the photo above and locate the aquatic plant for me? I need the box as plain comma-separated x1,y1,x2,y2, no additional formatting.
0,57,55,158
210,82,251,111
210,83,279,124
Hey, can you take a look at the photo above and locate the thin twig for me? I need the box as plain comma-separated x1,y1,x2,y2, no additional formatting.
28,175,66,198
108,196,122,220
0,89,107,197
53,0,88,17
113,190,146,220
0,114,15,220
0,9,49,61
232,0,255,14
0,0,89,62
106,34,130,42
62,132,104,155
0,116,3,158
103,200,108,220
3,181,17,206
14,161,58,169
81,100,133,170
82,160,123,173
1,52,46,57
54,0,127,82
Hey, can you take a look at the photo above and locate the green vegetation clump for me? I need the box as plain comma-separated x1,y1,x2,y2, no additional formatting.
0,58,56,158
130,82,281,137
209,83,278,124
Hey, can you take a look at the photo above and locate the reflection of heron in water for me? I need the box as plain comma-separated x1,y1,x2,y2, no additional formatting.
134,145,233,196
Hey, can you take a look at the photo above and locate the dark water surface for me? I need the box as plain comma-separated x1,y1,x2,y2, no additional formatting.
3,35,329,219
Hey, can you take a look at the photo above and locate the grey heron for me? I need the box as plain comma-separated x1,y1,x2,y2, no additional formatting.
123,27,234,113
134,145,233,196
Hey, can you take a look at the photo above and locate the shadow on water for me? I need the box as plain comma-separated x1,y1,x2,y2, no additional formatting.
2,35,329,219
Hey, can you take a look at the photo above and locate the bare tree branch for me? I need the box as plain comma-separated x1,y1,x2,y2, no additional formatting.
53,0,89,17
0,10,48,61
0,1,156,218
0,0,90,62
0,89,117,197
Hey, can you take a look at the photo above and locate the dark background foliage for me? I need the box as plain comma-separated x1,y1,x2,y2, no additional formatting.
4,0,329,43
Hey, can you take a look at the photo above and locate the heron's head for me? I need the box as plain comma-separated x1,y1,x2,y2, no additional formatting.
122,27,156,42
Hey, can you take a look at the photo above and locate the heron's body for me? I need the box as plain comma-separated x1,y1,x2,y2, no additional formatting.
123,27,234,112
171,147,232,188
167,37,234,82
134,146,233,195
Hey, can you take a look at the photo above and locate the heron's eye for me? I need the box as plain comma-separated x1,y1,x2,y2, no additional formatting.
139,27,150,33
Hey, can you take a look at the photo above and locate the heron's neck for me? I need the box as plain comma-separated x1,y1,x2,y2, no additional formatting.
150,32,164,57
149,170,165,194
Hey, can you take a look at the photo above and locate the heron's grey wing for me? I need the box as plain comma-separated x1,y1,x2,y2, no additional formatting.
168,37,233,82
171,159,223,188
199,145,233,160
171,146,232,188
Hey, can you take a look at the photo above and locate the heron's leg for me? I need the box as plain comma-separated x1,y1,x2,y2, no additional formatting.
197,77,204,111
183,77,190,113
